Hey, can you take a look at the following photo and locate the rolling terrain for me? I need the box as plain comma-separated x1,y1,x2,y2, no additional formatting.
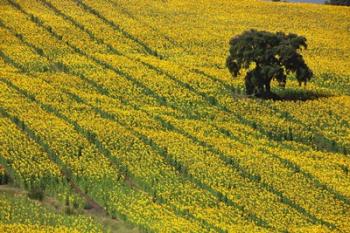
0,0,350,232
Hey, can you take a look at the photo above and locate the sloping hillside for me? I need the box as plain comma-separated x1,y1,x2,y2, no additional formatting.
0,0,350,232
0,191,103,233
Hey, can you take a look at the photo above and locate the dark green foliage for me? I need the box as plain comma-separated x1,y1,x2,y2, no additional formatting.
226,30,313,98
207,96,218,106
73,200,80,209
0,169,9,185
83,202,93,210
325,0,350,6
340,165,349,175
28,187,45,201
64,207,76,215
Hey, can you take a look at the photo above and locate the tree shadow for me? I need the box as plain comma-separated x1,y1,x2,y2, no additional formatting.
272,88,334,101
232,88,334,102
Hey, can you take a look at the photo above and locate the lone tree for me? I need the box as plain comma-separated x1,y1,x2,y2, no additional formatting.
226,29,313,98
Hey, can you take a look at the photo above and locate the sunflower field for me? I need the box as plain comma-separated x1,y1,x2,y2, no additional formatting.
0,0,349,232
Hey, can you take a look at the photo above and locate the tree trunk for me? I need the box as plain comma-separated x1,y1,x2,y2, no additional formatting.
265,81,271,95
245,75,254,95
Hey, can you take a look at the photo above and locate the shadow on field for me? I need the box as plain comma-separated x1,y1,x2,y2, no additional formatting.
273,89,334,102
232,88,334,102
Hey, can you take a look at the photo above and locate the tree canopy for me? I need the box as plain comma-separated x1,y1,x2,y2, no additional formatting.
226,29,313,98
